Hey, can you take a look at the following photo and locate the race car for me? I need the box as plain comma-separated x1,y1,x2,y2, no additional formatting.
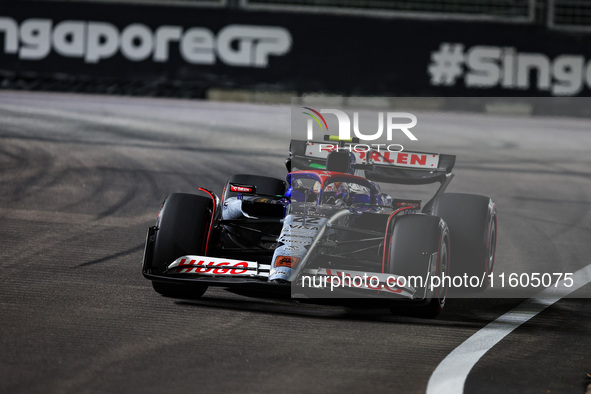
142,138,497,317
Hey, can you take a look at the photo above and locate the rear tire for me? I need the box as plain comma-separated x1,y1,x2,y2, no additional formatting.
431,193,497,289
151,193,211,298
387,215,449,318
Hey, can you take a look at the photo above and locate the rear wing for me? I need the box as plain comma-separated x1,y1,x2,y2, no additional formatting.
287,140,456,185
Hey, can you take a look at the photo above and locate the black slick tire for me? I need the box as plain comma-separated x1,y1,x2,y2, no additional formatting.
431,193,497,289
151,193,211,299
387,215,450,318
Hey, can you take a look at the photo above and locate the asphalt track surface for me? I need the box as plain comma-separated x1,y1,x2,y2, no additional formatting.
1,91,590,394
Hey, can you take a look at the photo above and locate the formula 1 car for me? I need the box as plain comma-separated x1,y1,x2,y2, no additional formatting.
142,138,497,317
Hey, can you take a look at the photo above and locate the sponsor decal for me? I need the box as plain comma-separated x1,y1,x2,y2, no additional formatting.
0,17,292,67
281,232,315,239
306,143,439,169
269,266,291,281
280,245,304,251
230,184,255,194
289,224,319,230
169,256,256,275
275,255,299,268
277,238,311,244
392,199,421,209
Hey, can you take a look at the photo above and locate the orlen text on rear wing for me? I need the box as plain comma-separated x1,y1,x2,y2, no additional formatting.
287,139,456,186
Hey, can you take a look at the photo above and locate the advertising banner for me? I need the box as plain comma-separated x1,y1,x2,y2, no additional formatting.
1,1,591,96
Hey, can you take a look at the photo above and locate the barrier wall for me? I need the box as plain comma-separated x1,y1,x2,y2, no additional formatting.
1,1,591,97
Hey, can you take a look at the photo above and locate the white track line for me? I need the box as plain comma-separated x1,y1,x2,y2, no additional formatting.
427,264,591,394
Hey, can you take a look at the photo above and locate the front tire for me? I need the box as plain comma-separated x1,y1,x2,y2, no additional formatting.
387,215,450,318
151,193,211,298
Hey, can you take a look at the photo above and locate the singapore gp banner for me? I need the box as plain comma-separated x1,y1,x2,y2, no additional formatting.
1,1,591,96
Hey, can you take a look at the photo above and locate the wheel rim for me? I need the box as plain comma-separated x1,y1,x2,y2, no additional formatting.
437,236,449,307
487,218,497,274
